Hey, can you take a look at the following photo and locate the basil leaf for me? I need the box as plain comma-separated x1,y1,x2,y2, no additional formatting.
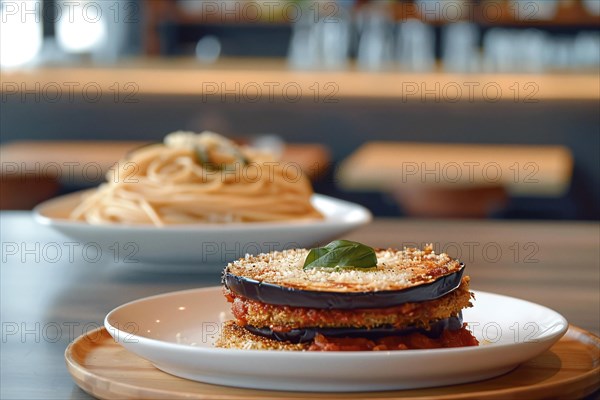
194,146,210,166
195,145,247,171
303,240,378,270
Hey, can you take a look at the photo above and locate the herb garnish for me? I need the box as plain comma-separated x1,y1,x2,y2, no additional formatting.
303,240,378,270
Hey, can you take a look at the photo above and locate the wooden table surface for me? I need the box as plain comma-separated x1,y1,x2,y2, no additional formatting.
337,142,573,196
1,212,598,399
0,141,330,209
0,140,330,182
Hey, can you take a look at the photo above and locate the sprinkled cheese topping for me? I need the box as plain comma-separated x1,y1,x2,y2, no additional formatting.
226,245,462,293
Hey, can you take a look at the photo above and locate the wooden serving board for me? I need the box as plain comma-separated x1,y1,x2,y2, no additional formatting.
65,326,599,400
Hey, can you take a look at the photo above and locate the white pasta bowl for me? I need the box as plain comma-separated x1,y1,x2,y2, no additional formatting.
33,191,372,267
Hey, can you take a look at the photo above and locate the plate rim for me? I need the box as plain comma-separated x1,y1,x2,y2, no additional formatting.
33,190,372,232
104,287,569,357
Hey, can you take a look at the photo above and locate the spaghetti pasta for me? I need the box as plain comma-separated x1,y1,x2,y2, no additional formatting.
69,131,323,226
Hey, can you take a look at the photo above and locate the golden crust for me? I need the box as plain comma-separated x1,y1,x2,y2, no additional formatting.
215,321,308,351
229,277,472,330
215,320,479,351
226,245,462,293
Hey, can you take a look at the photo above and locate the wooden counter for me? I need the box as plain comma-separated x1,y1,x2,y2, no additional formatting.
1,58,598,100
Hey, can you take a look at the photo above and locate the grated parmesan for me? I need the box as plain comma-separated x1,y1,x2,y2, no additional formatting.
226,245,462,292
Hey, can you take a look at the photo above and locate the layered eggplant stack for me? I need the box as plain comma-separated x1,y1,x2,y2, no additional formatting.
217,241,478,351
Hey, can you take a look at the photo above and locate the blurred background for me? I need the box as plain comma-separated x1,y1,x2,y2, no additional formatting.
1,0,599,219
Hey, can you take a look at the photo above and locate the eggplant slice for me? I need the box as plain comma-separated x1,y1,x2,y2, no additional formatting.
223,264,464,309
245,314,464,344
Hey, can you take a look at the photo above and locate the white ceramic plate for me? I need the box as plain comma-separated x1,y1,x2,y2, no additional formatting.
105,287,568,392
33,191,371,266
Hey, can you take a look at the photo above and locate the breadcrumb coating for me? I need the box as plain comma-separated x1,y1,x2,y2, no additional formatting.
226,245,463,292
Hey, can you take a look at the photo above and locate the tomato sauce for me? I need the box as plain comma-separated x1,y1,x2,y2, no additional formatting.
308,325,478,351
